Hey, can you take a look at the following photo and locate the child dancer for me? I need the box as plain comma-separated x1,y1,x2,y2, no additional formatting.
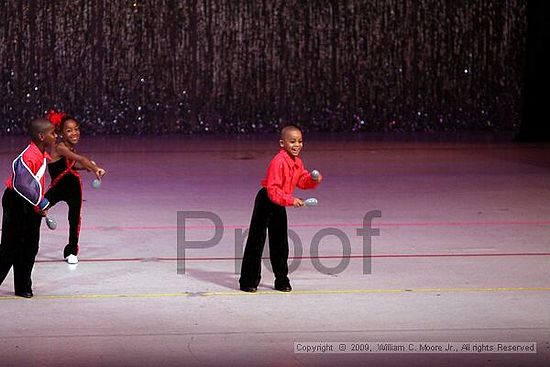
0,118,57,297
239,125,322,292
45,110,106,264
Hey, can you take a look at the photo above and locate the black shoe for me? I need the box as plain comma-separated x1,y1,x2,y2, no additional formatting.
240,285,257,293
274,283,292,292
15,290,33,298
63,244,79,259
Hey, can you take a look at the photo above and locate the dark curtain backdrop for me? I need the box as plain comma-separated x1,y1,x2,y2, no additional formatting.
516,0,550,142
0,1,527,135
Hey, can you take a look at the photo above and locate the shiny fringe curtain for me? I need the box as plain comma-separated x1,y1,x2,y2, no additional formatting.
0,0,527,135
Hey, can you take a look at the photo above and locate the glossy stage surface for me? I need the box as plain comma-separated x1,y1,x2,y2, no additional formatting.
0,133,549,367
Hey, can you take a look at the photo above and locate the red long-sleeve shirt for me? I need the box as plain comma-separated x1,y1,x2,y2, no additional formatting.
261,149,319,206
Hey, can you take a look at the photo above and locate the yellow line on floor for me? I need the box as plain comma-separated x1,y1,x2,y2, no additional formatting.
0,292,191,300
1,287,550,300
204,287,550,297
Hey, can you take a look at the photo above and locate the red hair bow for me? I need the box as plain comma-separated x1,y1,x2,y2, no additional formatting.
47,109,66,129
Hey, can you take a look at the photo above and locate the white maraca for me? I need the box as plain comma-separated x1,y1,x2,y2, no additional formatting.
45,216,57,230
91,178,101,189
311,170,320,181
304,198,318,207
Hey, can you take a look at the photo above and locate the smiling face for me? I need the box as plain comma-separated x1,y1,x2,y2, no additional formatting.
60,119,81,146
279,127,303,158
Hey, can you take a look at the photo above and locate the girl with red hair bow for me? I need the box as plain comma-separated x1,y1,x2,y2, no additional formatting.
45,110,106,264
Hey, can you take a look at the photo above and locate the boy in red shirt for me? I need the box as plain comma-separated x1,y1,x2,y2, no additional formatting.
0,118,56,298
239,125,322,292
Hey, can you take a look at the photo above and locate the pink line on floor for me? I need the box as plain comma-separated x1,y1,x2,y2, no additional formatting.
78,220,550,231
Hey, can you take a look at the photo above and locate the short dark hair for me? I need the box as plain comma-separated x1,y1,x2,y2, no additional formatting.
280,124,302,139
27,118,53,140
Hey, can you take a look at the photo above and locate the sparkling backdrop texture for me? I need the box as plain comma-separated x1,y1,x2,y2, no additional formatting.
0,1,527,135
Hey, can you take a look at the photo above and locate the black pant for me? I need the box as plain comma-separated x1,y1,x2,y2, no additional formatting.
0,188,42,293
239,188,290,288
45,173,82,256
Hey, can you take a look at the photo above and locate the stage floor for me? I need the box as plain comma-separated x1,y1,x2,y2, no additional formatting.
1,133,549,367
